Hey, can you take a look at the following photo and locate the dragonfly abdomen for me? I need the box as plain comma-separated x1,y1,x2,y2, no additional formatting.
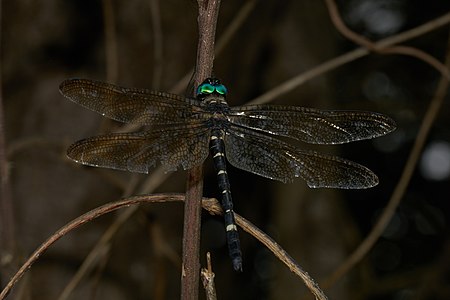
209,128,243,271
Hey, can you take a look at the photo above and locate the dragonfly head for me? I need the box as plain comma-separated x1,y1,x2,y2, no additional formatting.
196,78,228,99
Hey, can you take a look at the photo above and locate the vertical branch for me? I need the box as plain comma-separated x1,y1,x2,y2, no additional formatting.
170,0,256,94
181,1,221,299
192,0,220,88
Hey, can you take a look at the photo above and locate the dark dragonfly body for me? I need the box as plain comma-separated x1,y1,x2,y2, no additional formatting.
198,80,242,270
60,77,396,271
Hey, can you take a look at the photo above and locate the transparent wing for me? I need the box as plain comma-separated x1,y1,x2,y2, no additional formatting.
60,79,205,126
67,123,211,173
229,105,396,144
224,125,378,188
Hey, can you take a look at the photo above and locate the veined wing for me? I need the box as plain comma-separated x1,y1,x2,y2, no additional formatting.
224,125,378,188
67,123,211,173
228,105,396,144
60,79,205,126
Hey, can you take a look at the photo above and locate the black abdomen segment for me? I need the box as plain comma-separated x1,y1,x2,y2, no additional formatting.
209,128,243,271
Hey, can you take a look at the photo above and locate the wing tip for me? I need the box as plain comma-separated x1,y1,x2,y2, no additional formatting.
59,78,86,99
382,115,397,135
59,79,71,96
66,140,86,164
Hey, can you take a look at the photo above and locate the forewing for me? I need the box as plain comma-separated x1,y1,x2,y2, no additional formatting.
224,126,378,189
67,124,210,173
229,105,396,144
60,79,204,125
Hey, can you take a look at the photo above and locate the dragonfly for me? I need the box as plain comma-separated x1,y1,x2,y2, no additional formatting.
60,77,396,271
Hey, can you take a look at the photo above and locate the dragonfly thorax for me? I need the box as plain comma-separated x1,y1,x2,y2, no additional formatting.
203,94,230,113
207,115,230,130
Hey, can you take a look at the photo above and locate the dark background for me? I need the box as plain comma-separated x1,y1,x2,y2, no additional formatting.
1,0,450,299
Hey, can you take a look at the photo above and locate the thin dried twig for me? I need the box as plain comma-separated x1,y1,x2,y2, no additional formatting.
57,167,168,300
102,0,119,83
322,30,450,289
149,0,163,89
249,10,450,105
201,253,217,300
0,194,187,300
237,216,327,300
0,194,327,300
203,200,328,300
324,0,450,79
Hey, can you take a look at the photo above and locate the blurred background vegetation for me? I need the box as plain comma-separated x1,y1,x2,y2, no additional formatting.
1,0,450,299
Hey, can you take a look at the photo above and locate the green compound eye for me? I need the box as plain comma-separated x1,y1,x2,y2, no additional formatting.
215,84,228,95
197,83,215,95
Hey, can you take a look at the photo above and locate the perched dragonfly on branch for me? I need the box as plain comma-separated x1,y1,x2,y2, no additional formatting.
60,78,396,271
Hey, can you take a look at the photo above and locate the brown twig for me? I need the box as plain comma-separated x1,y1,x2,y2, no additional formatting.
170,0,256,94
57,167,168,300
181,1,221,299
149,0,163,89
202,199,327,299
324,0,450,79
1,193,327,300
322,30,450,289
248,10,450,105
235,215,328,300
0,194,187,299
57,207,135,300
181,166,204,299
102,0,119,83
201,253,217,300
0,194,213,299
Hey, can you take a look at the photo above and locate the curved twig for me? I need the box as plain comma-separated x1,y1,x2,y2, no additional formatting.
322,30,450,289
235,215,328,300
249,10,450,105
0,193,327,300
324,0,449,79
0,194,186,299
